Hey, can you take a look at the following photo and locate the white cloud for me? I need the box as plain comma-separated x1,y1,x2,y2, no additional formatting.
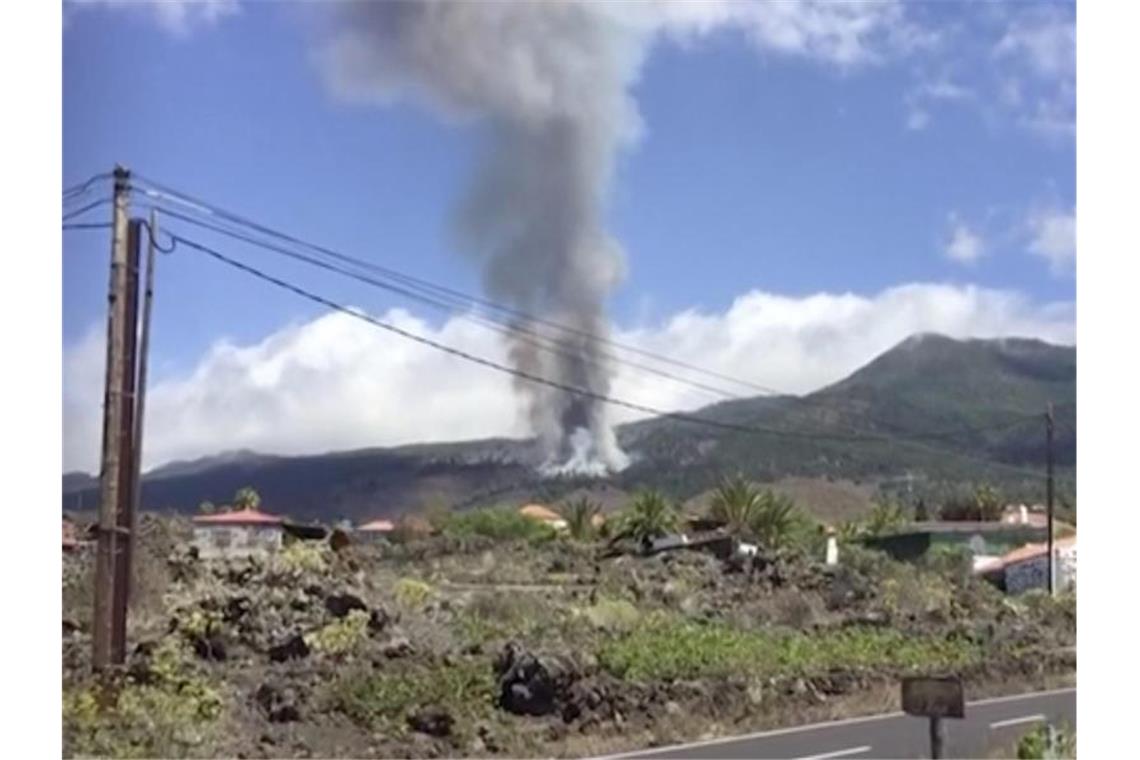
944,216,986,264
1026,207,1076,276
66,0,239,36
63,283,1074,474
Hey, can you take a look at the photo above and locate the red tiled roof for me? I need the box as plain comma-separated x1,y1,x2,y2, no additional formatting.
358,519,395,532
192,508,285,526
978,535,1077,574
520,504,563,522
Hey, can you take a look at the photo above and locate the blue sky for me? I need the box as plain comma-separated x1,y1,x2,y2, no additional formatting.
62,1,1076,472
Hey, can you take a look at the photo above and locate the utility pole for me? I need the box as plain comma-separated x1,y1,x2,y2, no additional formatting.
92,166,132,669
1046,402,1056,596
127,210,158,599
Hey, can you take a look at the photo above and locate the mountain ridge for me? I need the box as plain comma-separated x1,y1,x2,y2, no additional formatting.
62,333,1076,521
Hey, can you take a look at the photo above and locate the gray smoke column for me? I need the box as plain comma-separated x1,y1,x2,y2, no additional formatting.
320,1,648,474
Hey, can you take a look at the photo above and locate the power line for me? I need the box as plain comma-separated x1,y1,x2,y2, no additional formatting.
63,222,113,231
137,189,1053,446
165,230,1054,480
63,197,111,222
63,172,113,200
132,174,783,396
151,205,744,401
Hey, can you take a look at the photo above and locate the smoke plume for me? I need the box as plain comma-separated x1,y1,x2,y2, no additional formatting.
319,1,648,474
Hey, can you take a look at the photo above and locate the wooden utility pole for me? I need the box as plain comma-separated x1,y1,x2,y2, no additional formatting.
1046,402,1056,596
92,166,132,669
126,211,158,600
929,716,945,759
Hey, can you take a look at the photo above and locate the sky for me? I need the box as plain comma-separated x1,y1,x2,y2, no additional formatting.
62,0,1076,474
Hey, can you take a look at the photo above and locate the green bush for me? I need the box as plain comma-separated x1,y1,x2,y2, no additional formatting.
1016,723,1076,759
63,637,223,758
329,661,494,732
394,577,435,609
615,490,680,545
306,609,371,656
598,617,982,682
558,497,602,541
439,507,557,543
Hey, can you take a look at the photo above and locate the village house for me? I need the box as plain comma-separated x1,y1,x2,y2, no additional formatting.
355,518,396,543
976,535,1077,594
518,503,568,531
191,508,286,558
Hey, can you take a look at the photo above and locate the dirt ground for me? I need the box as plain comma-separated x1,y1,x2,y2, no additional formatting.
61,514,1076,758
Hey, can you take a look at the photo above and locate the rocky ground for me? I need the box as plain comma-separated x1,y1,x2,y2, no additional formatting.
62,514,1076,758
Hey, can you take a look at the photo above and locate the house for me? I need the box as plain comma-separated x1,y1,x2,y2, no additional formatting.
976,535,1077,594
63,519,79,553
519,504,568,531
356,518,396,543
191,508,286,558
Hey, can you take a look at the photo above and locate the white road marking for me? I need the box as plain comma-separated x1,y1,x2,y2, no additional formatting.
990,714,1047,729
592,687,1075,760
795,745,873,760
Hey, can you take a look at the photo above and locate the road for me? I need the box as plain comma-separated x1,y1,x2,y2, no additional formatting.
599,688,1075,759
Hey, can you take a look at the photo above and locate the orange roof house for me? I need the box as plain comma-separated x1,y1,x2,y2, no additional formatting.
358,518,396,533
192,508,285,526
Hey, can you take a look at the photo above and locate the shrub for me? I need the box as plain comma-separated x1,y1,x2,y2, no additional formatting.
394,577,435,608
579,597,642,633
597,617,982,682
277,541,328,574
866,498,908,536
1016,723,1076,759
748,490,801,550
306,609,371,656
329,661,494,732
558,497,602,541
709,475,762,535
440,507,557,543
615,490,680,546
63,637,223,758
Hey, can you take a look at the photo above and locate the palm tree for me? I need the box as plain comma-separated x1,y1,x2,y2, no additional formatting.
559,497,601,541
866,498,907,536
616,490,679,545
748,490,800,550
709,474,762,535
973,484,1002,521
198,500,216,515
233,486,261,512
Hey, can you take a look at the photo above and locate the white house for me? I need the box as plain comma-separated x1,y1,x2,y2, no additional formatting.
192,508,286,558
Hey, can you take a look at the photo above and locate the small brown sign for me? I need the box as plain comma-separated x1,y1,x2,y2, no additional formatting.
901,676,965,719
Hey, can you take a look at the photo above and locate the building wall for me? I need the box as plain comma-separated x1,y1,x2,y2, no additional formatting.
193,525,282,559
1004,545,1077,595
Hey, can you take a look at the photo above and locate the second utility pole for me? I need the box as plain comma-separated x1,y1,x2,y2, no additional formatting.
1046,402,1055,596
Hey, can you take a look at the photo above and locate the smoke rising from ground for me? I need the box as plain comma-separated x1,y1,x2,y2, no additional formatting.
319,1,648,474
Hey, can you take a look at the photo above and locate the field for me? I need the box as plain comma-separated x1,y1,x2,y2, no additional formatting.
62,513,1076,758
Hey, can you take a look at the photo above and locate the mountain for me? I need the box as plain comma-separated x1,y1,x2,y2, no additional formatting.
61,334,1076,523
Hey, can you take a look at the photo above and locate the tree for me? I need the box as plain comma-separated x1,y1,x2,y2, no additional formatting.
233,486,261,512
198,500,216,515
866,498,907,536
748,490,800,550
615,490,679,546
974,484,1002,521
914,499,929,522
559,497,601,541
709,474,762,535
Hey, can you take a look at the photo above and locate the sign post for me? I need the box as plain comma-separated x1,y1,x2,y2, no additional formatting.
902,676,965,759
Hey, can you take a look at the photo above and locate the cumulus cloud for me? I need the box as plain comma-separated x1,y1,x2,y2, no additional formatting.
65,0,239,36
944,215,986,265
1026,207,1076,276
63,283,1074,474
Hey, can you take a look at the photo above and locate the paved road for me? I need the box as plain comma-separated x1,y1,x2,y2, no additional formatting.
599,688,1075,759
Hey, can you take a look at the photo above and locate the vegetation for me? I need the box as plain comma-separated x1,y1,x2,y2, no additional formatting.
197,500,216,514
559,497,602,541
1016,723,1076,759
232,486,261,512
439,506,557,543
747,489,802,550
615,490,680,544
939,483,1004,522
328,661,495,734
393,577,435,608
598,616,982,682
306,609,371,657
865,498,908,536
63,637,223,758
709,475,763,535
